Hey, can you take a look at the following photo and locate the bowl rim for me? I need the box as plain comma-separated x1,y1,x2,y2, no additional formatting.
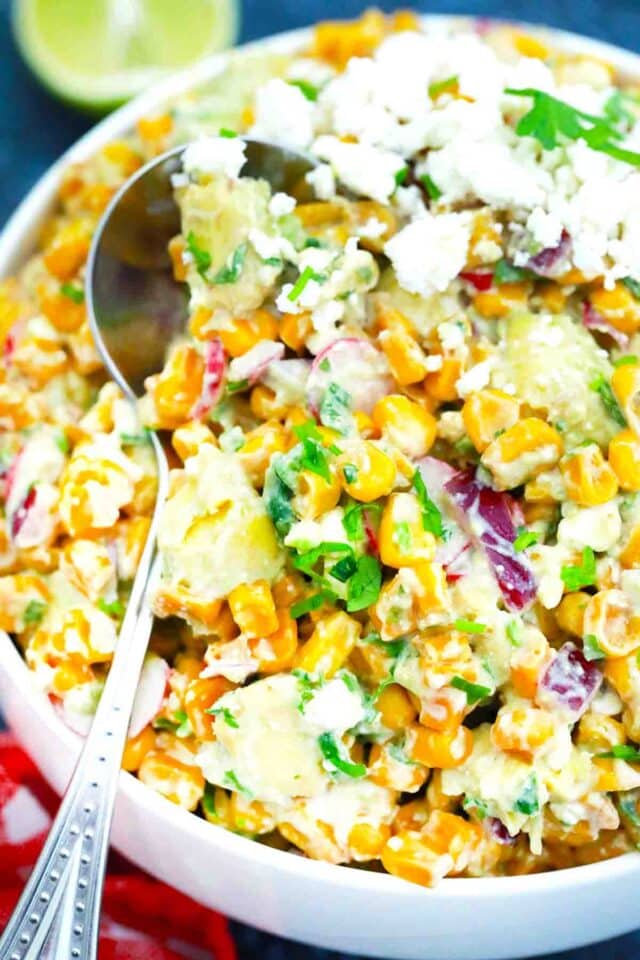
2,13,640,900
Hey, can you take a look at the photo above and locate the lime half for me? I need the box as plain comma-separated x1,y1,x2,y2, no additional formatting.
13,0,240,112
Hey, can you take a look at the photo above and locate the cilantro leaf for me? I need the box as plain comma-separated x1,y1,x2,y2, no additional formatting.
394,166,409,186
97,598,125,618
295,433,332,483
420,173,442,201
589,374,626,426
186,231,212,278
463,795,489,819
318,731,366,778
23,600,47,626
429,74,458,98
622,277,640,300
560,546,597,591
597,744,640,762
208,706,239,728
202,781,217,818
513,527,539,552
212,243,248,285
583,633,605,662
294,542,354,577
453,618,486,635
60,282,84,304
287,78,319,101
288,266,326,302
120,428,152,446
613,354,639,367
219,127,237,137
319,381,352,434
514,774,539,815
290,592,335,618
346,555,382,612
412,469,447,539
224,770,253,797
506,619,522,646
293,669,321,712
342,502,365,543
451,675,492,704
329,554,358,582
493,258,531,285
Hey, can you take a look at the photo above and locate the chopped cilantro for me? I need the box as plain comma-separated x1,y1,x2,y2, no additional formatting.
613,354,638,367
604,90,636,129
218,127,237,137
226,378,249,394
294,541,353,576
420,173,442,200
506,619,522,646
288,266,325,301
186,231,211,279
319,381,352,434
120,428,152,446
60,282,84,304
618,792,640,826
346,554,382,612
290,592,334,618
223,770,253,797
513,527,539,552
561,546,597,591
97,598,124,618
329,554,358,582
202,781,217,818
296,433,332,483
429,74,458,97
212,243,248,285
55,433,69,454
304,237,322,249
318,731,366,778
153,716,181,733
583,633,605,662
493,258,531,285
262,256,283,267
293,669,321,712
208,706,239,728
463,795,489,819
411,469,447,539
514,774,539,815
623,277,640,300
453,618,487,635
287,78,319,101
597,744,640,762
342,463,358,485
23,600,47,626
451,675,491,704
173,710,192,738
506,87,640,167
589,374,626,426
394,166,409,186
263,461,296,538
342,502,366,543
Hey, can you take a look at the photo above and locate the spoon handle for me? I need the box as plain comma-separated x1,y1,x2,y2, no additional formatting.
0,432,167,960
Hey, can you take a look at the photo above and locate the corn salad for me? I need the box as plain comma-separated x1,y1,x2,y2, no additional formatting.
4,11,640,887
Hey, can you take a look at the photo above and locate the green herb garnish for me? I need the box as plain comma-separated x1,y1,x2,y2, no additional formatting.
613,354,638,367
212,243,248,284
290,592,334,619
318,731,366,778
429,74,458,97
224,770,253,797
412,469,447,539
597,744,640,762
513,527,539,552
288,265,325,302
342,463,358,484
329,555,358,582
589,374,626,426
622,277,640,300
288,78,319,101
55,433,70,454
560,546,597,591
208,706,239,728
493,258,531,285
23,600,47,626
60,282,84,304
186,231,212,278
514,774,539,815
219,127,237,137
583,633,605,662
342,502,366,543
97,598,124,618
319,382,352,434
202,781,217,817
394,166,409,186
463,795,489,819
453,618,487,635
346,554,382,612
420,173,442,200
120,429,152,446
451,675,491,704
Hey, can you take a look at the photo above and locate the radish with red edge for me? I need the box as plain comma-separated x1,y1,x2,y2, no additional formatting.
582,300,630,349
228,339,285,386
416,457,473,578
524,230,572,278
537,642,601,720
129,654,170,738
10,486,37,542
190,338,225,420
307,338,393,420
459,270,493,292
444,468,537,611
485,817,516,845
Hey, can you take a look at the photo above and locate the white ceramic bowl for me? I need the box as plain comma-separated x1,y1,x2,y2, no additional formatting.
2,19,640,960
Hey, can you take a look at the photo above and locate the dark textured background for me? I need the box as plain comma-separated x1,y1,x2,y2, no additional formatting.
0,0,639,957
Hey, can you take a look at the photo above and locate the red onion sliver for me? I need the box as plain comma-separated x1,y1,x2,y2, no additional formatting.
190,338,226,420
537,642,602,720
582,301,630,350
459,270,493,292
11,486,37,541
485,817,516,845
524,230,571,278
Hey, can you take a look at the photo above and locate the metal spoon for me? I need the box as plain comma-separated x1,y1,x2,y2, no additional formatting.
0,138,315,960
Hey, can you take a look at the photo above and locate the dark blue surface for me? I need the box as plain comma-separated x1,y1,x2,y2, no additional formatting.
0,0,639,957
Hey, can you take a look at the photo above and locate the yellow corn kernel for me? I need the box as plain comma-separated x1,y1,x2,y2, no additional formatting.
348,821,392,861
393,798,431,834
462,389,520,453
294,610,361,677
102,140,142,176
229,792,277,835
583,589,640,658
537,281,567,314
311,9,386,68
372,394,437,458
510,630,551,699
280,311,313,352
620,525,640,569
412,562,450,620
171,420,217,461
390,9,420,31
353,410,375,438
228,580,278,638
592,756,640,792
426,770,458,814
513,31,549,58
122,726,156,772
482,418,563,489
39,286,86,333
424,356,463,403
422,810,483,872
379,323,427,385
184,676,234,741
576,713,626,752
250,610,298,674
249,384,289,421
609,429,640,491
337,441,396,502
137,113,173,141
50,660,95,696
168,235,188,283
349,201,397,253
381,830,453,887
375,683,418,731
217,309,278,356
408,723,473,769
473,282,529,319
153,585,223,630
138,751,204,810
371,572,417,641
379,492,436,568
466,211,503,268
43,221,91,281
292,468,341,521
148,344,204,428
236,420,288,487
612,361,640,434
589,283,640,334
555,591,590,636
560,444,619,506
491,706,555,760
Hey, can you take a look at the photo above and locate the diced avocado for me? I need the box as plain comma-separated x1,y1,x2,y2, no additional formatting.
492,312,618,448
179,175,282,315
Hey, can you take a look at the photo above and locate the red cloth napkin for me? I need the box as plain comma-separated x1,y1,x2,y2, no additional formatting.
0,733,236,960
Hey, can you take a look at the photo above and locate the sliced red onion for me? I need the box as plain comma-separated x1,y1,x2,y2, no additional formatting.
11,486,37,541
582,301,630,350
444,469,537,611
129,654,170,738
537,642,601,720
307,337,393,418
485,817,516,845
459,270,493,292
227,339,285,386
190,338,226,420
524,230,571,278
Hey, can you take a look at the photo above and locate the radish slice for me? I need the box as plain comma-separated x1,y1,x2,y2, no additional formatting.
228,339,285,386
444,468,537,611
11,486,37,541
459,270,493,292
307,337,393,419
416,457,474,579
129,654,170,738
582,301,630,349
524,230,571,278
190,338,225,420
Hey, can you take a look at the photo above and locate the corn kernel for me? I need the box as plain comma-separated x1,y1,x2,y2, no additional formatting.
462,389,520,453
372,394,437,458
338,441,396,502
561,444,619,506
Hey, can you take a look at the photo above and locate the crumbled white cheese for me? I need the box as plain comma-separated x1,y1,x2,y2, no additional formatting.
456,359,494,398
306,163,336,200
269,192,296,217
250,78,315,151
182,136,247,179
313,135,405,203
385,213,472,296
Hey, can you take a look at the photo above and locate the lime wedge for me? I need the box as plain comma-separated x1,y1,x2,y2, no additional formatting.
13,0,240,112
